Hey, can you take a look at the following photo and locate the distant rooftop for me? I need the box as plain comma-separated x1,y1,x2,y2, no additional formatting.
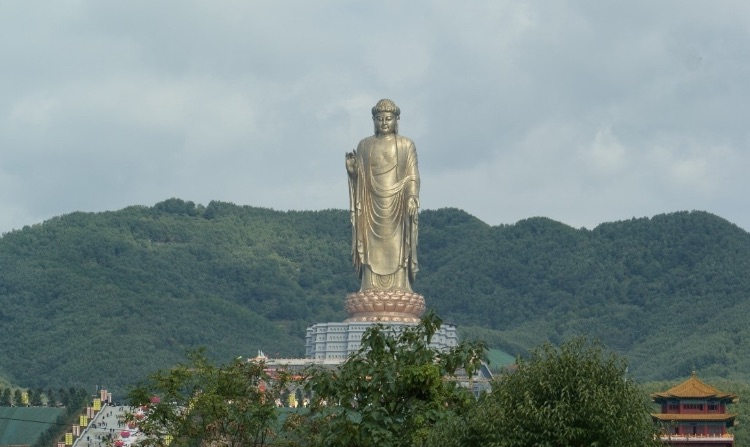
651,372,738,401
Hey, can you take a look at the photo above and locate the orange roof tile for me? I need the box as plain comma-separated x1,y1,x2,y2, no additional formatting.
651,413,737,422
651,373,738,401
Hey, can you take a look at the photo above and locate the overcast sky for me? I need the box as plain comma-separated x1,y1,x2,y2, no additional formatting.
2,1,748,236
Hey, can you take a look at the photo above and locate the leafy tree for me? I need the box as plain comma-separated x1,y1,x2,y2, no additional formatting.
30,387,43,406
283,312,486,447
127,349,288,447
13,389,23,406
431,338,661,447
57,388,68,407
0,388,9,406
47,388,57,407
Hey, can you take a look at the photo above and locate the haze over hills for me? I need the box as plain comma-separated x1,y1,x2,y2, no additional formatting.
1,198,749,396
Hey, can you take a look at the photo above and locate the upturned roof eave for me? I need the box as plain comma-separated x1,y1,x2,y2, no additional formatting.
650,373,738,401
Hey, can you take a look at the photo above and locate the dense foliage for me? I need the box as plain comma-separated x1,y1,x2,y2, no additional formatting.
126,314,483,447
1,199,750,394
283,312,484,447
128,349,288,447
126,328,662,447
430,338,661,447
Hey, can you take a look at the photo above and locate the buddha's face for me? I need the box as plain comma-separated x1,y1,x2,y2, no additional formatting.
373,112,398,136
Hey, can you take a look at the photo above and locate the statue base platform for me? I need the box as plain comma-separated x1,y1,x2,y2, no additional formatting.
344,289,426,323
305,289,454,361
305,320,459,361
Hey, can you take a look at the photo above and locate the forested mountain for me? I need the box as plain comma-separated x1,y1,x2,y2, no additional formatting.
1,198,749,396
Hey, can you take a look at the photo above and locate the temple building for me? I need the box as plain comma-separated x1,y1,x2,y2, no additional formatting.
651,372,737,446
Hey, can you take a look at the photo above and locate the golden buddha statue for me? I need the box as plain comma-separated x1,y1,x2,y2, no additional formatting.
344,99,425,322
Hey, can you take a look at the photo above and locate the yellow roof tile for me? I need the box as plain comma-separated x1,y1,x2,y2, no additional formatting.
651,373,737,401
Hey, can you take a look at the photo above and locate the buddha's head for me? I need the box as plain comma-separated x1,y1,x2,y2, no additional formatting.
372,99,400,136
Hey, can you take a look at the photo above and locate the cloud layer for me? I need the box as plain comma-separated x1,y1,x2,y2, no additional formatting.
1,1,748,234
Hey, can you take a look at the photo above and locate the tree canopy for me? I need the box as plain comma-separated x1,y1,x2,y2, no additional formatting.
128,349,288,447
431,338,661,447
126,314,484,447
283,312,485,447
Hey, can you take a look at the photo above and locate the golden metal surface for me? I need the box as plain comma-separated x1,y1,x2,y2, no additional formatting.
344,99,424,321
344,290,426,323
346,99,420,295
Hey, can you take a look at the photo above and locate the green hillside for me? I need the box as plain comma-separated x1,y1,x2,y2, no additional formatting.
1,199,749,396
486,349,515,372
0,407,65,446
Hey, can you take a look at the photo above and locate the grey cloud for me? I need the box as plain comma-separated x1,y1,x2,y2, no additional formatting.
1,0,749,235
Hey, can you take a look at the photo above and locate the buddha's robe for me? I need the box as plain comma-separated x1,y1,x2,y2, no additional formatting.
348,134,420,292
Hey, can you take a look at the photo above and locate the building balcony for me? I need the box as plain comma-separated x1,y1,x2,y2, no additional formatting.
659,433,734,443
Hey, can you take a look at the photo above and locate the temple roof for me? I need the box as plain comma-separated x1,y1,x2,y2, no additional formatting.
651,372,738,401
651,413,737,422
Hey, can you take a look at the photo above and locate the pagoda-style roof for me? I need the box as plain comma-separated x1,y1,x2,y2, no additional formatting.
651,373,738,402
651,413,738,422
